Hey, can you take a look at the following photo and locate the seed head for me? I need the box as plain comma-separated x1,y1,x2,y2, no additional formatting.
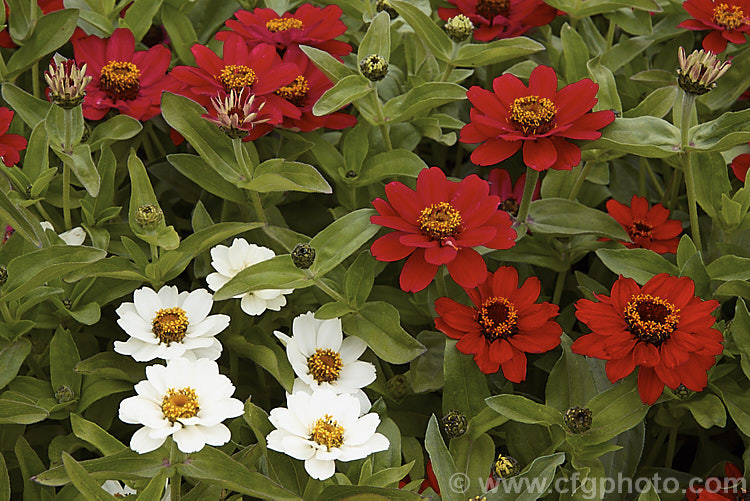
291,243,316,269
55,385,75,403
135,204,163,231
360,55,389,81
444,15,474,42
564,406,593,434
442,409,468,438
493,454,520,479
0,265,7,285
375,0,398,19
386,374,409,399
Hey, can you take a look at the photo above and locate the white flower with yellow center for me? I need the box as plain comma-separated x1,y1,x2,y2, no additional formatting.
206,238,293,316
119,358,244,454
101,480,136,497
114,286,229,362
266,389,389,480
40,221,86,246
274,312,376,412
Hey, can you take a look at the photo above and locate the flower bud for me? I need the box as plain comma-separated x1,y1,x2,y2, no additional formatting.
675,384,691,399
468,497,487,501
203,88,268,139
55,385,75,403
360,55,389,82
44,57,92,109
0,265,7,285
564,406,593,434
493,454,520,479
441,409,468,438
386,374,409,399
375,0,398,19
291,243,316,269
135,204,163,231
444,14,474,42
677,47,731,95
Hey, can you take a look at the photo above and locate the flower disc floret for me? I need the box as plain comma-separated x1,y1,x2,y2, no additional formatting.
477,0,510,20
438,0,557,41
623,294,680,344
418,202,463,241
509,95,557,135
266,17,303,31
276,75,309,106
714,3,746,27
310,414,344,450
217,64,257,92
308,348,343,383
604,195,682,254
679,0,750,53
477,297,518,340
161,387,199,422
152,307,189,345
99,61,140,100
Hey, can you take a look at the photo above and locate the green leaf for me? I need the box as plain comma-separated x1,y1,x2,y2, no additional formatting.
61,452,115,501
543,0,659,16
443,340,490,419
214,255,310,300
318,485,423,500
485,394,563,426
590,117,680,158
6,9,79,79
70,413,126,456
688,108,750,152
358,11,391,62
49,327,81,398
341,301,426,364
624,86,678,119
65,144,101,197
135,468,168,501
344,251,375,307
692,152,732,219
300,45,353,82
312,74,372,117
706,255,750,282
0,397,49,424
679,393,726,429
528,198,630,240
75,352,144,383
587,59,622,112
560,24,589,83
546,335,601,412
245,159,332,194
390,1,452,62
1,83,52,128
87,114,142,151
167,154,245,204
0,452,9,501
224,333,294,393
161,4,198,65
0,185,44,247
424,415,461,501
6,0,33,41
123,0,163,41
580,378,649,444
711,378,750,437
355,149,427,186
383,83,467,123
595,248,679,284
637,480,661,501
0,338,31,390
309,209,379,277
731,299,750,381
315,301,355,320
452,37,544,67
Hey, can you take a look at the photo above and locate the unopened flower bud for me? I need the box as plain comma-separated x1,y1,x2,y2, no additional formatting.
135,204,163,231
55,385,75,403
375,0,398,19
442,409,468,438
564,406,593,434
386,374,409,399
444,14,474,42
44,57,92,109
203,88,268,139
677,47,731,95
360,55,389,81
675,384,691,399
0,265,7,285
291,243,315,269
468,497,487,501
493,454,520,479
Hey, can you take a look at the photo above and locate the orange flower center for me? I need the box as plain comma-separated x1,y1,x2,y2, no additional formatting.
712,3,747,29
152,307,189,345
266,17,303,32
275,75,309,107
509,95,557,135
217,65,257,93
418,202,463,240
477,297,518,340
310,414,344,451
307,348,343,383
623,294,680,344
476,0,510,20
501,198,520,217
99,61,140,101
629,220,654,240
161,387,199,422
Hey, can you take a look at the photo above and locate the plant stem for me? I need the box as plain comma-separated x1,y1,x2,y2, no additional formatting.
232,138,253,181
639,158,647,197
150,243,159,262
665,427,678,469
435,267,448,298
567,161,592,200
679,91,701,252
31,63,40,98
644,160,665,198
552,269,567,305
0,302,13,323
62,108,74,230
249,191,267,225
516,167,540,225
605,19,616,49
169,439,181,501
440,42,459,83
34,202,52,223
370,86,392,151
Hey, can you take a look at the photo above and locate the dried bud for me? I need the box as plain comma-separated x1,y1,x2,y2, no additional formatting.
386,374,409,399
675,384,691,399
493,454,520,479
375,0,398,19
55,385,75,403
291,243,316,269
564,406,593,434
203,88,268,139
135,204,163,231
441,409,468,438
0,265,7,285
677,47,731,95
444,14,474,42
360,55,389,82
62,298,72,309
44,57,92,109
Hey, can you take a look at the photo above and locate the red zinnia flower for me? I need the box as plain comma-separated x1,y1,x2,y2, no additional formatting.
217,4,351,57
72,28,175,120
370,167,517,292
572,274,723,405
437,0,557,42
604,195,682,254
170,34,300,126
398,461,441,495
488,168,540,217
460,65,616,172
687,463,745,500
0,108,27,167
679,0,750,53
434,266,562,380
731,144,750,182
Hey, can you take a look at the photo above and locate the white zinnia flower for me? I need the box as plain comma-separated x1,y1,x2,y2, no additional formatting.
206,238,293,316
274,312,376,412
267,389,389,480
119,358,244,454
40,221,86,245
101,480,136,497
114,286,229,362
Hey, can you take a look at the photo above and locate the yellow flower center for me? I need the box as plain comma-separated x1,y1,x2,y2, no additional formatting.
266,17,304,32
476,0,510,20
307,348,343,383
477,297,518,340
217,65,258,93
713,3,747,29
509,95,557,135
310,414,344,451
152,307,189,345
628,220,654,240
161,387,199,422
275,75,309,107
500,198,520,217
418,202,463,241
99,61,140,101
623,294,680,344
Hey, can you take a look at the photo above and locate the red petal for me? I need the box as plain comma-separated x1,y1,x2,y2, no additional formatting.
637,366,664,405
399,249,438,292
522,138,557,171
500,348,527,382
469,139,521,166
528,65,558,99
371,233,414,262
424,245,458,265
446,248,487,288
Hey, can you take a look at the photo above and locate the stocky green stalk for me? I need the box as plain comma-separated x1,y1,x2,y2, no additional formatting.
232,138,267,225
368,85,392,151
515,167,540,225
567,162,592,200
62,108,74,230
169,438,181,501
679,90,701,252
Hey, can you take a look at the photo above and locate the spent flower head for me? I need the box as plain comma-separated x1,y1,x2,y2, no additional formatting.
444,14,474,41
203,88,268,139
564,406,593,434
360,55,388,81
135,204,163,231
677,46,732,95
442,410,468,438
291,243,315,269
44,57,92,109
375,0,398,18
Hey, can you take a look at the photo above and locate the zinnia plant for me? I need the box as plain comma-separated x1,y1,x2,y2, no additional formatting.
604,195,683,254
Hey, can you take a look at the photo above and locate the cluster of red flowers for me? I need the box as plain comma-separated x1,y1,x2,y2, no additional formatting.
437,0,558,41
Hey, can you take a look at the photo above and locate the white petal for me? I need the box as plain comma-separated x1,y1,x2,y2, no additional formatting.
59,227,86,246
209,245,234,277
130,426,167,454
188,340,223,362
196,423,232,446
173,425,207,453
352,389,372,414
291,313,318,356
114,338,162,362
337,361,376,389
304,457,336,480
156,285,179,307
240,294,267,316
117,314,158,343
185,314,230,339
339,336,368,363
133,287,159,321
253,288,284,300
343,413,380,446
180,289,214,324
337,433,390,461
280,435,316,460
119,396,165,428
206,272,230,293
263,295,288,312
273,330,292,347
315,319,342,351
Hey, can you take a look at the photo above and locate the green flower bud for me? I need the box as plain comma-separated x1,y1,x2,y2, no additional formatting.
493,454,520,479
444,14,474,42
135,204,163,231
45,59,92,109
0,265,7,286
291,243,316,269
55,385,75,403
677,46,731,95
386,374,409,399
564,406,593,434
442,409,468,438
375,0,398,19
675,384,691,399
360,55,389,82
